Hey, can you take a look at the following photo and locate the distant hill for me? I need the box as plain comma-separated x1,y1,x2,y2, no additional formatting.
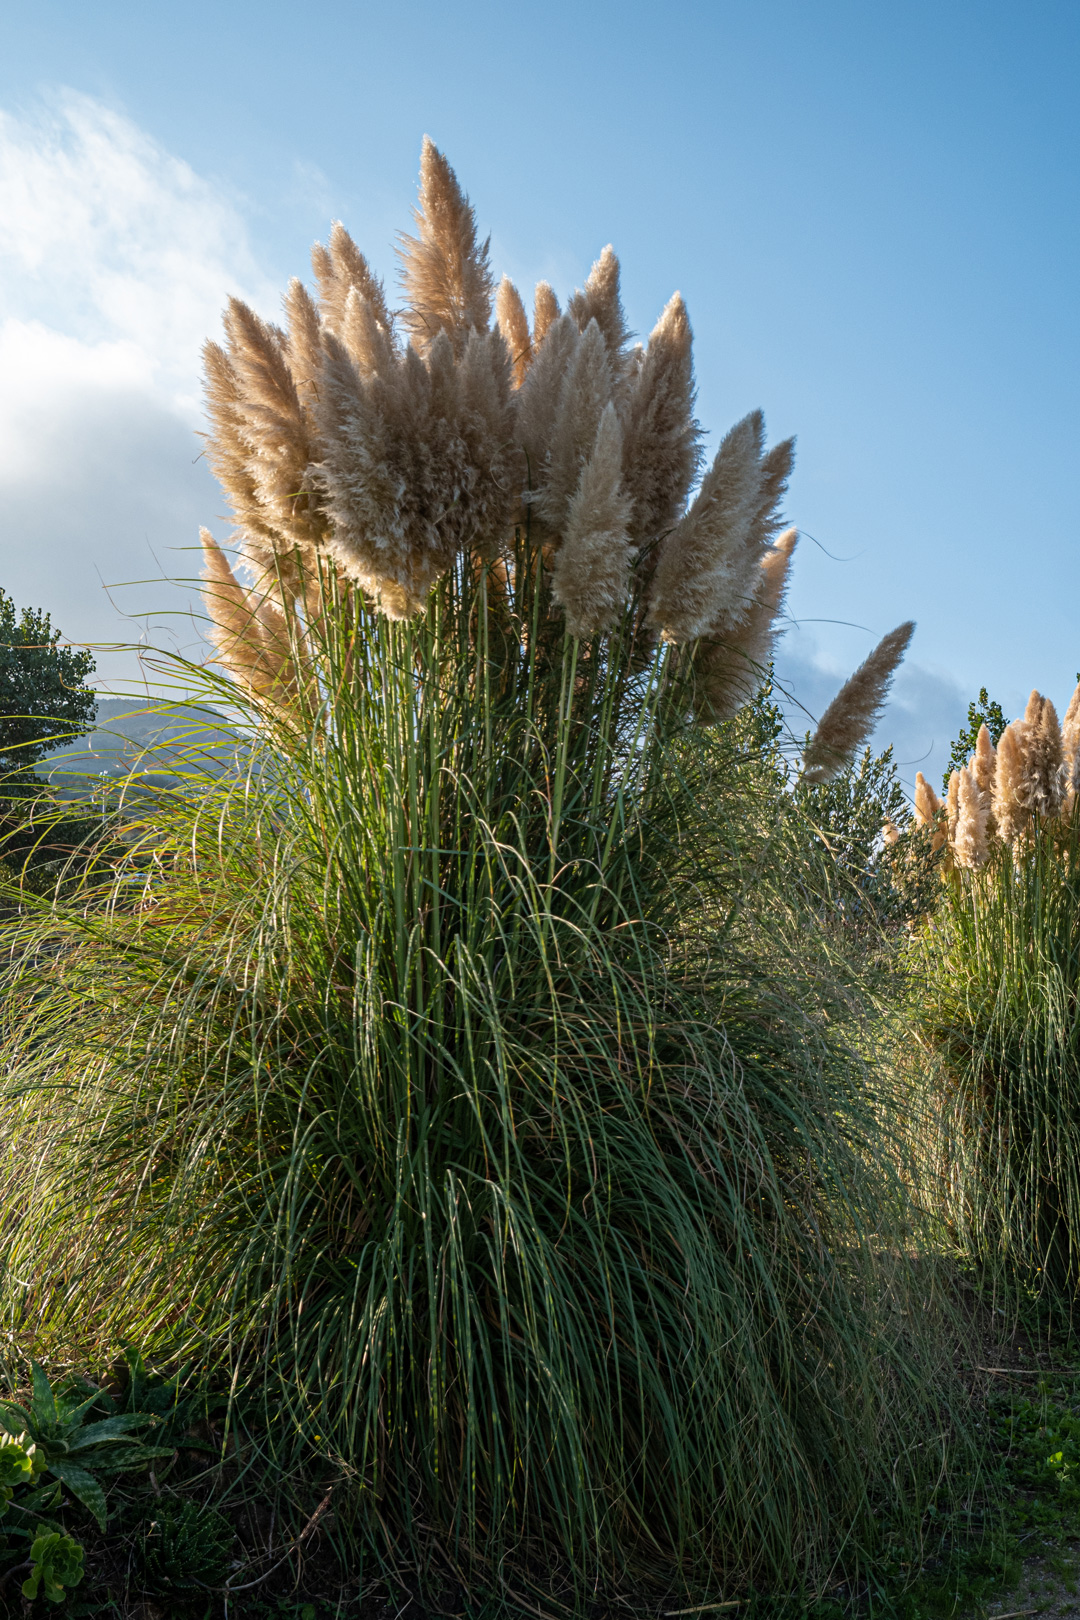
42,698,239,794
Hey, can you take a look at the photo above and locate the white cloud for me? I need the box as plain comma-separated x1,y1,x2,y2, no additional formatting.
0,91,274,684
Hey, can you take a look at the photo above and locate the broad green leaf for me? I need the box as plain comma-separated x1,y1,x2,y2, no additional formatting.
46,1458,107,1530
30,1362,57,1430
68,1413,155,1448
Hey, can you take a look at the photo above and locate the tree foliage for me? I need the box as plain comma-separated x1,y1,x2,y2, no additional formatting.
0,589,96,781
944,686,1007,791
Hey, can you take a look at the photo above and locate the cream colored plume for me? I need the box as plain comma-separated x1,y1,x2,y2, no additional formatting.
621,293,701,558
945,770,960,843
399,137,493,355
648,411,765,643
1025,690,1064,818
913,771,942,828
515,313,580,518
973,723,996,806
201,297,324,598
801,622,915,784
992,721,1028,846
496,276,532,389
691,528,797,723
566,246,632,377
954,764,990,869
1061,679,1080,815
539,319,614,536
551,403,635,638
200,530,303,708
315,322,515,616
312,220,392,337
533,282,560,348
882,819,901,846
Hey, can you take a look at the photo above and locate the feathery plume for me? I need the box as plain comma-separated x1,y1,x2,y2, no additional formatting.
648,411,764,643
515,313,580,519
801,621,915,784
1061,679,1080,817
567,246,632,377
398,137,493,356
954,764,990,869
539,319,614,537
945,770,960,843
621,293,701,556
973,723,996,805
283,278,322,407
339,286,397,379
495,276,532,389
1026,691,1064,819
316,318,515,616
201,297,324,597
692,529,797,723
913,771,942,828
992,722,1028,846
882,819,901,846
200,530,302,707
741,438,796,580
551,403,635,638
312,220,392,336
533,282,560,348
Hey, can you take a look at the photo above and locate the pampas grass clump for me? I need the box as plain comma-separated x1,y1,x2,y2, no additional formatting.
0,142,951,1610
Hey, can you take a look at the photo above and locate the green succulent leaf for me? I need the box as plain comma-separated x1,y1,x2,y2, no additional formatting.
22,1530,85,1605
30,1362,57,1430
0,1433,35,1490
69,1413,157,1449
46,1458,107,1530
86,1442,175,1475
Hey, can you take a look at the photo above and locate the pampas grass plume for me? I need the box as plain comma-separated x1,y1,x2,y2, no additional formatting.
551,402,635,638
399,137,493,355
801,621,915,784
992,721,1028,846
692,528,797,723
648,411,764,643
496,276,532,389
954,764,990,869
621,292,700,554
913,771,943,828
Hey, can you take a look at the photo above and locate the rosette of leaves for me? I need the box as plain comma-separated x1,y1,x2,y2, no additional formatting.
0,1361,172,1529
21,1530,85,1606
138,1499,234,1594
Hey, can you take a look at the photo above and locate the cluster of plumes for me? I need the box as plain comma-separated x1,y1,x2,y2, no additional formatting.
911,684,1080,870
199,137,911,735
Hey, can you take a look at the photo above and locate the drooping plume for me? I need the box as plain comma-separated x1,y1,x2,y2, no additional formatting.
200,530,303,708
691,528,798,723
551,403,635,638
801,622,915,784
621,293,701,558
495,276,532,389
399,137,494,355
648,411,764,643
201,296,324,598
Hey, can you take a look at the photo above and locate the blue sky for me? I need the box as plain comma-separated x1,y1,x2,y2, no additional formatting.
1,0,1078,786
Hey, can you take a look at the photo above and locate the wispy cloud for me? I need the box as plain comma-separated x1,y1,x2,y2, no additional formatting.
0,91,274,684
